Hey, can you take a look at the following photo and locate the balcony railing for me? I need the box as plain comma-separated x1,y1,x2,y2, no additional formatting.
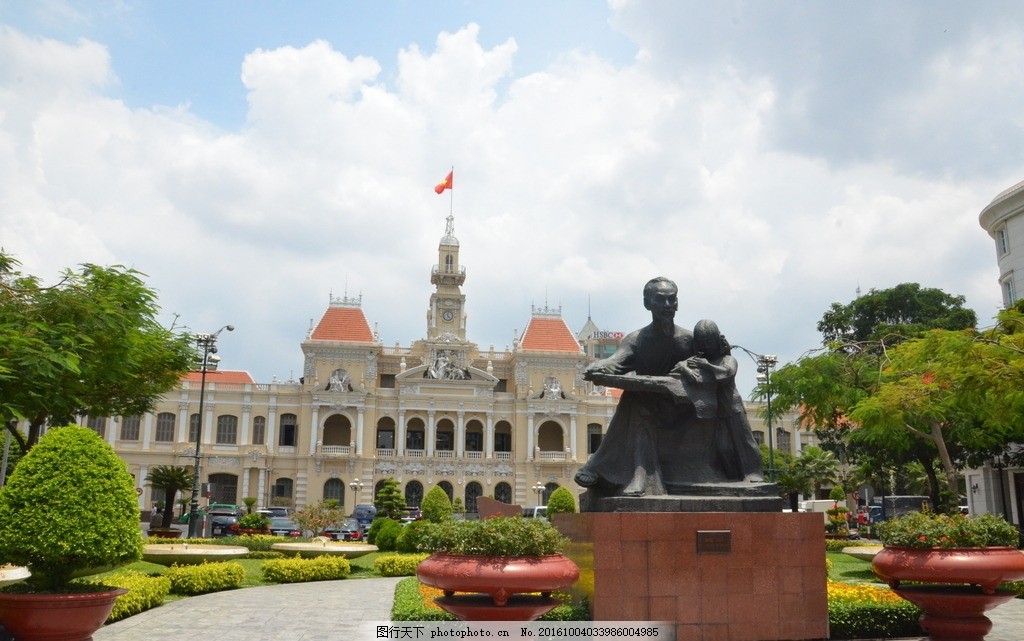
537,450,567,460
319,445,352,455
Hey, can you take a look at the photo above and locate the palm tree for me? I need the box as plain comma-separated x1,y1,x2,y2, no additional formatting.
794,446,839,499
145,465,194,529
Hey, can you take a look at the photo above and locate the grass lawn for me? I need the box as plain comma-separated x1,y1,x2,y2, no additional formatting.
827,551,879,584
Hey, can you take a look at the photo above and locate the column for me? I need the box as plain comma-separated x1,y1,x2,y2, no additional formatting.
309,405,321,455
527,413,535,461
266,408,277,453
485,413,494,459
241,467,251,500
356,408,365,455
240,404,252,446
397,410,406,456
456,412,465,457
569,414,577,460
177,402,189,443
427,411,436,457
142,413,154,449
202,397,215,446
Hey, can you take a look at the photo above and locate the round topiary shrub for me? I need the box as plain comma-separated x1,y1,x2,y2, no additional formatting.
396,519,432,553
829,486,846,502
0,425,144,591
421,486,453,523
546,487,577,516
374,518,404,552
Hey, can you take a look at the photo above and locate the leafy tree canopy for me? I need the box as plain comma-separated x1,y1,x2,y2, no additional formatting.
0,252,194,450
817,282,976,346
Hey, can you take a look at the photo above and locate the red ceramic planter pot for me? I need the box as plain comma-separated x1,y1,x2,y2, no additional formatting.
417,552,580,606
0,588,127,641
872,546,1024,594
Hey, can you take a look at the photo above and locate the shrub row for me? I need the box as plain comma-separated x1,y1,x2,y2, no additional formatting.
88,570,171,623
261,554,351,583
824,538,875,553
826,581,923,640
165,561,245,595
374,553,428,577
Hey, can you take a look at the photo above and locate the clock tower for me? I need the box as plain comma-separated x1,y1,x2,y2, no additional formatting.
427,214,467,340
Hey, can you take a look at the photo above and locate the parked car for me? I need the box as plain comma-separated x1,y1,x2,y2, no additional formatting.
267,517,303,537
208,506,242,537
400,506,422,523
351,504,377,533
522,506,547,520
323,517,363,542
258,507,294,518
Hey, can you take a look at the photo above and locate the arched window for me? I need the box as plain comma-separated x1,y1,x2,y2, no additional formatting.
119,415,141,441
155,413,176,442
322,414,352,446
272,477,293,502
438,481,454,502
445,254,453,273
405,480,424,507
324,478,344,503
252,416,266,445
406,417,425,452
465,419,484,453
376,417,395,450
493,420,512,455
587,423,603,454
279,413,298,447
464,482,483,514
216,415,238,444
494,482,513,504
537,420,564,452
435,418,455,452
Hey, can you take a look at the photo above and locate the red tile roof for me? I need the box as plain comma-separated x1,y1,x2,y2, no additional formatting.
181,370,255,384
520,317,581,353
310,306,374,342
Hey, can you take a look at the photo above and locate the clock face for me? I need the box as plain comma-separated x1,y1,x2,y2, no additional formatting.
442,310,455,322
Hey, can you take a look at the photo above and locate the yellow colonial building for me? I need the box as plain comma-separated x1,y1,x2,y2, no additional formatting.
25,215,810,514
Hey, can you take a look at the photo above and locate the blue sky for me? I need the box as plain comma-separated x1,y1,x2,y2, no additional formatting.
2,1,1023,396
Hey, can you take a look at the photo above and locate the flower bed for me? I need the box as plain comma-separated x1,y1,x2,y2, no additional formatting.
826,581,923,640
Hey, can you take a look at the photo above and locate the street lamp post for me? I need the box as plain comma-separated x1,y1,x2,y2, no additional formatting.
756,354,778,482
349,477,364,508
532,481,545,506
187,325,234,538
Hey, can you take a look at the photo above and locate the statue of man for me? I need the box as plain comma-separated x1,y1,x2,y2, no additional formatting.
574,277,695,497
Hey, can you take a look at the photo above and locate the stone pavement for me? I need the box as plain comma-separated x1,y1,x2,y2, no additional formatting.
0,574,1008,640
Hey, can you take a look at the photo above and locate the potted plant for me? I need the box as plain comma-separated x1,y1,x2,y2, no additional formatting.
0,425,143,641
872,511,1024,641
415,516,579,620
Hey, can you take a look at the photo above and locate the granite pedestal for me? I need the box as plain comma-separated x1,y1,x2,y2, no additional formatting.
554,511,828,641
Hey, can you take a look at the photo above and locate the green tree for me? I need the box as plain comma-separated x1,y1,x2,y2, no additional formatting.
0,252,194,451
817,282,976,346
292,500,344,536
373,477,406,520
546,487,577,515
421,485,453,523
793,446,839,498
145,465,195,529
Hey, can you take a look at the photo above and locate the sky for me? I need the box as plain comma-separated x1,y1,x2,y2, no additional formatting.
2,1,1023,397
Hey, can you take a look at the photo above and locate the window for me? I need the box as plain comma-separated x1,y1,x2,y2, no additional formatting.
120,415,141,441
252,416,266,445
997,228,1010,255
465,431,483,452
752,431,765,446
279,413,298,447
436,430,454,451
1003,275,1017,307
324,478,343,503
155,412,175,442
272,477,293,500
376,428,395,449
189,413,200,443
776,427,791,452
379,374,396,388
588,423,603,454
494,432,511,453
495,379,508,393
87,416,106,438
216,415,238,444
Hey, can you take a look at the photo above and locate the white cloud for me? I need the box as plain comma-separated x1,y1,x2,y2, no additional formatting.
0,6,1021,397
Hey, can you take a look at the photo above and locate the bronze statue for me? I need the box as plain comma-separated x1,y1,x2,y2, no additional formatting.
575,278,764,500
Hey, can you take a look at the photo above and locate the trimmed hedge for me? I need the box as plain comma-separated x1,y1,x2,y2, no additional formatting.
244,550,286,560
374,519,404,552
87,570,170,623
261,554,351,583
825,538,875,553
165,561,245,595
375,553,428,577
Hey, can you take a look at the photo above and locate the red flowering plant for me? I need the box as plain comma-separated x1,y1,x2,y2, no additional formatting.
876,511,1019,549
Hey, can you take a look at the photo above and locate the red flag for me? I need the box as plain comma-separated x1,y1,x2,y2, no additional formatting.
434,170,453,194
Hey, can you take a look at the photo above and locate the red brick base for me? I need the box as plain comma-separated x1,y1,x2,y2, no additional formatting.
554,512,829,641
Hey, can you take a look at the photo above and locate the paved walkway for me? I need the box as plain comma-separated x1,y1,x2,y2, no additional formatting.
89,576,1024,641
